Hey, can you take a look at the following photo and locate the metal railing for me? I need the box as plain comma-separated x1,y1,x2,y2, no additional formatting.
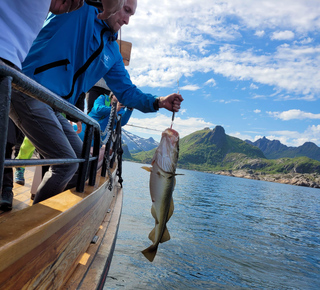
0,60,102,193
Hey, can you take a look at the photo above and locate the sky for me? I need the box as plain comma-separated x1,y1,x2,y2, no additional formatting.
119,0,320,146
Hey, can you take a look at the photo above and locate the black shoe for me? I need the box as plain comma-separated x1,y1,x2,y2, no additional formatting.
0,187,13,211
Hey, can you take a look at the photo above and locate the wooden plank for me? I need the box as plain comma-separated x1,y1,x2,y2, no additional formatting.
83,185,123,290
0,167,34,215
116,40,132,66
63,181,123,289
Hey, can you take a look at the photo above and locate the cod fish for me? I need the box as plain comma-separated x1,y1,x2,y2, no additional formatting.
141,128,180,262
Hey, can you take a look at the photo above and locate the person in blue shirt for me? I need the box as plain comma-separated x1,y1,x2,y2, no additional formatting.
78,92,133,144
9,0,183,204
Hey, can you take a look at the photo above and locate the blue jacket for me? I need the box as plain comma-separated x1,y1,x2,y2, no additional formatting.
22,3,157,113
77,94,132,143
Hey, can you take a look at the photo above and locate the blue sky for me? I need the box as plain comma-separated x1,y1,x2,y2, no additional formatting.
120,0,320,146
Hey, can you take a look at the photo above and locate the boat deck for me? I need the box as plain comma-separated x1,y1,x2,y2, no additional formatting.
1,167,35,215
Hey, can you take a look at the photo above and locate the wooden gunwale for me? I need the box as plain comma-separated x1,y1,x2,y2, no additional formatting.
0,163,122,289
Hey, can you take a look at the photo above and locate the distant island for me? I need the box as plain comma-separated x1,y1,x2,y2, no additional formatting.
123,126,320,189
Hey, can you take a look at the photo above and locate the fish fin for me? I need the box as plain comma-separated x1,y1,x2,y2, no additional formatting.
148,227,156,242
142,166,152,172
141,245,158,262
160,226,170,243
175,173,184,176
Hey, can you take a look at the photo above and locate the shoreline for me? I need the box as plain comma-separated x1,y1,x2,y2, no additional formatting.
211,170,320,189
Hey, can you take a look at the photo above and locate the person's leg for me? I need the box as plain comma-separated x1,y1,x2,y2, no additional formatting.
10,90,79,204
55,112,84,190
15,136,35,185
17,136,35,160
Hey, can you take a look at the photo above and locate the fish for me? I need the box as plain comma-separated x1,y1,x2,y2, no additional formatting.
141,128,180,262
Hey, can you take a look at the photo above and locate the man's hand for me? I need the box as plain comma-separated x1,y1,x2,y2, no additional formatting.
117,102,125,112
74,121,82,134
97,0,124,20
50,0,84,15
158,93,184,112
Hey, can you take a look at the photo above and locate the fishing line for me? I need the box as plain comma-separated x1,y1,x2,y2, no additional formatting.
125,123,163,132
170,78,179,129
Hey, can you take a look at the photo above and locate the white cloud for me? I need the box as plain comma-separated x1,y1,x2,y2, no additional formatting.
254,109,261,113
180,85,200,91
267,109,320,120
250,83,258,89
296,37,313,45
204,78,216,87
271,30,295,41
212,99,240,104
268,125,320,146
229,131,252,141
179,108,187,115
254,30,265,37
122,0,320,98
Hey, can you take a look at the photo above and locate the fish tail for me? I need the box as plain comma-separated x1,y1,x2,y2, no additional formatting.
141,245,158,262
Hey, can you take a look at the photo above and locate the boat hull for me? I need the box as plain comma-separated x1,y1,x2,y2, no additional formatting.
0,169,122,289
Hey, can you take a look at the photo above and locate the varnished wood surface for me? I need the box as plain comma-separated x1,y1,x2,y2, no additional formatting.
0,165,122,289
116,40,132,66
64,183,123,290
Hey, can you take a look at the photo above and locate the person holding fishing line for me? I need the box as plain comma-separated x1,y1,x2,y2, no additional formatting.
77,91,133,144
76,91,132,168
8,0,183,204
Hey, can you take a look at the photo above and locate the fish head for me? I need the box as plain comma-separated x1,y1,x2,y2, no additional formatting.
152,128,179,173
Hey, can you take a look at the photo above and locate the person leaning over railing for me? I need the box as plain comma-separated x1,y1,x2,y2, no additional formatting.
8,0,183,205
0,0,125,209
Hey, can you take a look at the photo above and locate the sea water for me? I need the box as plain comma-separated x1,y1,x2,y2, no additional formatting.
105,161,320,289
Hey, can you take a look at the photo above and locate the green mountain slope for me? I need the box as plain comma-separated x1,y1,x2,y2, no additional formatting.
178,126,265,169
247,137,320,161
130,126,320,175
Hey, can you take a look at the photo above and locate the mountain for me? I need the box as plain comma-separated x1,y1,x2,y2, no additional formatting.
121,129,158,152
130,125,320,176
246,137,320,161
132,126,266,170
178,126,265,169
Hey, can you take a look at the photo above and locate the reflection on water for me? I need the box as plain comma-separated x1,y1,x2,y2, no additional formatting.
105,161,320,289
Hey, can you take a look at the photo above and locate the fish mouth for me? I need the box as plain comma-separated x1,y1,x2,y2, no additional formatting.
153,128,179,173
162,128,179,143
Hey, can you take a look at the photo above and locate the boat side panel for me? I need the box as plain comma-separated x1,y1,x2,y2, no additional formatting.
0,179,114,289
64,184,123,290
